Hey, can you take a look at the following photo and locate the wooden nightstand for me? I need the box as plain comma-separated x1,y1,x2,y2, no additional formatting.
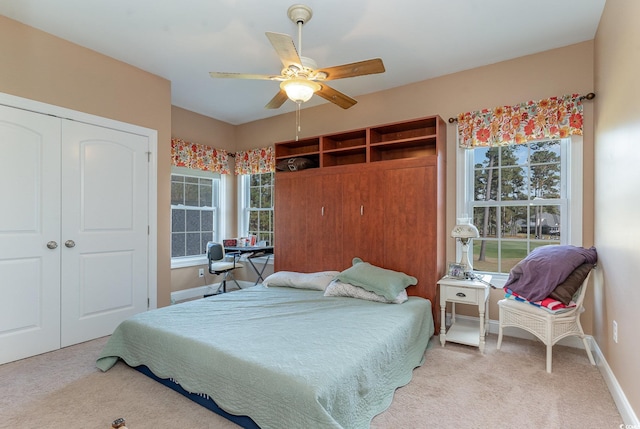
438,275,491,352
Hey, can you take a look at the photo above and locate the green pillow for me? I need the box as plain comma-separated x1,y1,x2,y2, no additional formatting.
335,258,417,301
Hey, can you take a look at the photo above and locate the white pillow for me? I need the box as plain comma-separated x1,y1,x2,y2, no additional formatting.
262,271,340,291
324,279,408,304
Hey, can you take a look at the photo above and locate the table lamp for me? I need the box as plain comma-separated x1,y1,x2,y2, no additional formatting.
451,220,480,271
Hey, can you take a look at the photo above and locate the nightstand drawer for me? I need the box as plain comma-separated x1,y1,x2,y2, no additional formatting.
444,286,479,304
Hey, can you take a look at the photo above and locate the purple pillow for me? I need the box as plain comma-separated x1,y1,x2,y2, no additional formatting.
504,245,597,302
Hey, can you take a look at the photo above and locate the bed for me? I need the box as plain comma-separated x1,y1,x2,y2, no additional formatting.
97,274,434,429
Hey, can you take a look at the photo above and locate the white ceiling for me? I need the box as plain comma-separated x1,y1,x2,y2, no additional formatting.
1,0,605,125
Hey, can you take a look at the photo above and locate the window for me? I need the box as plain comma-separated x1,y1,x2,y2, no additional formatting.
171,167,221,267
459,138,582,277
239,172,274,246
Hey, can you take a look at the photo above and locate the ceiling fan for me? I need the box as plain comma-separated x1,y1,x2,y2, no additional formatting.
209,4,385,110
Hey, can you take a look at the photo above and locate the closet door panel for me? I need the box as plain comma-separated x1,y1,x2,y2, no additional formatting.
341,170,384,268
0,106,61,364
305,174,343,271
274,173,308,272
60,120,149,347
383,164,438,300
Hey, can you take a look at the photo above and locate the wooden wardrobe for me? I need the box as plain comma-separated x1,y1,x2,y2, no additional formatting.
274,116,446,327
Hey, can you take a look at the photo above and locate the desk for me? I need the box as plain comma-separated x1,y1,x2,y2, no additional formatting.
224,246,274,286
438,275,491,353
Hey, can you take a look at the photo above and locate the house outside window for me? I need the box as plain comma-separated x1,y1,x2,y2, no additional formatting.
459,138,582,277
239,172,274,246
171,166,221,267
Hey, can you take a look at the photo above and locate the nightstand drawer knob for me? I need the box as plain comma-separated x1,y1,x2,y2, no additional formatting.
456,292,466,298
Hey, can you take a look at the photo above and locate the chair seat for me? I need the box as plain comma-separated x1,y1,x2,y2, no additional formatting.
210,261,243,272
498,298,578,317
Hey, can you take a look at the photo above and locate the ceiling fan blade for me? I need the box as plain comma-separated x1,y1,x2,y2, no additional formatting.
265,32,302,69
265,89,289,109
317,58,385,81
316,84,357,109
209,72,282,80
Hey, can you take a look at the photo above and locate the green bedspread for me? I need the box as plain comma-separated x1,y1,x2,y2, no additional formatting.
97,285,434,429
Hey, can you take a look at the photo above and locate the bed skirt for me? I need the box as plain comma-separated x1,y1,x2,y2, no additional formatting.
134,365,260,429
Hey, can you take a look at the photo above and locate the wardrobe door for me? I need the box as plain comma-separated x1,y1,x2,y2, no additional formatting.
60,120,149,346
341,169,384,269
383,162,439,300
304,173,343,271
0,106,62,364
274,172,308,272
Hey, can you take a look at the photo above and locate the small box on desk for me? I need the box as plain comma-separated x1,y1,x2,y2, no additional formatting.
223,239,237,247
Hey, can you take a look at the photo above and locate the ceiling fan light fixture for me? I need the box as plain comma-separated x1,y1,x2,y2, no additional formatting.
281,78,320,103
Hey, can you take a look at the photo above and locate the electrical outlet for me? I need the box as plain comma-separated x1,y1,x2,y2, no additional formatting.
198,268,205,278
613,320,618,343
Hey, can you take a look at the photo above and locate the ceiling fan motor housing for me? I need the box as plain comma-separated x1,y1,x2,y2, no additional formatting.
287,4,313,25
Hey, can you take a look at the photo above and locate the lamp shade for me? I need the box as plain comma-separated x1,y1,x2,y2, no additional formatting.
281,78,320,103
451,223,479,239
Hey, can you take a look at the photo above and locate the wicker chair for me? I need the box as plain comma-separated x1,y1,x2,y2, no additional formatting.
496,269,596,373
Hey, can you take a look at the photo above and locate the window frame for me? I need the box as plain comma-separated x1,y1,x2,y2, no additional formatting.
170,166,223,268
456,136,583,286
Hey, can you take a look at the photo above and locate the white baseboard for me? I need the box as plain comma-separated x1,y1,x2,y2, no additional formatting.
170,281,255,303
591,338,640,426
449,313,638,425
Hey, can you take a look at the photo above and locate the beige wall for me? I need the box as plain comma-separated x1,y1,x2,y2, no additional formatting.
593,0,640,417
235,41,596,325
0,16,173,307
170,106,239,292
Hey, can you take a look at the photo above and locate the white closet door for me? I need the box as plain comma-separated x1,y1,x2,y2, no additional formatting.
0,106,62,364
60,120,149,346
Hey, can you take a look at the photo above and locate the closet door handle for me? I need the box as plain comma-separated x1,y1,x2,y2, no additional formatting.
360,205,364,216
46,241,58,249
321,206,325,216
65,240,76,248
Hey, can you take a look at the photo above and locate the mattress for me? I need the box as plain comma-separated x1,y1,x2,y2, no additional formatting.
97,285,434,429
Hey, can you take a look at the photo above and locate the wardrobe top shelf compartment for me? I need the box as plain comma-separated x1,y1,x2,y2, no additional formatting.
369,117,438,144
275,115,445,170
275,137,320,159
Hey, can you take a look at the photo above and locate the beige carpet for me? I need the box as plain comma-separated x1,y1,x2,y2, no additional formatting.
0,334,622,429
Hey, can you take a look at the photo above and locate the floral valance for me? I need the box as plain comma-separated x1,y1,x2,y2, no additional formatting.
235,146,275,175
171,138,231,174
457,94,584,148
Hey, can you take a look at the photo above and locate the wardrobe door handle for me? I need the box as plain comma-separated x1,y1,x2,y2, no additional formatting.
46,241,58,249
65,240,76,248
321,206,325,216
360,205,364,216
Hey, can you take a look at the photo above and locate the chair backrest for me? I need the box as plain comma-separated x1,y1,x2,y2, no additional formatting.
207,242,225,263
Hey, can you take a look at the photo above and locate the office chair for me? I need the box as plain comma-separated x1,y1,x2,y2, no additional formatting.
206,242,243,294
497,268,596,373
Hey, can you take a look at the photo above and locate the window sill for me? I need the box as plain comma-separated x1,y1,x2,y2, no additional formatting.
473,272,507,289
171,256,207,269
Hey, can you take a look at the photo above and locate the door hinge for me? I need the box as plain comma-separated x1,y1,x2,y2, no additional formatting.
146,151,151,162
148,297,150,309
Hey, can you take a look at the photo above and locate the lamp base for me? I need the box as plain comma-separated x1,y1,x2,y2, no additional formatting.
461,243,473,272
